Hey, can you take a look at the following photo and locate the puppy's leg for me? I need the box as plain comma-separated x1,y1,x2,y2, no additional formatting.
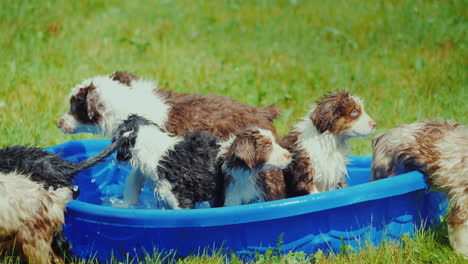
447,205,468,258
124,168,145,205
51,232,71,263
154,179,181,209
17,230,52,264
370,154,399,181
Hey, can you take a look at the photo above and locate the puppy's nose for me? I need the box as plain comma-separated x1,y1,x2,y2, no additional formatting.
57,118,64,128
284,151,291,160
369,120,377,129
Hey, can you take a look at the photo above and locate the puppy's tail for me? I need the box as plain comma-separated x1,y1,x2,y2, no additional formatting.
261,104,282,121
70,131,134,175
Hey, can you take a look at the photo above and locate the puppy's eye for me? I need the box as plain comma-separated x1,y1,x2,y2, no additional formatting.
70,103,77,114
350,109,359,117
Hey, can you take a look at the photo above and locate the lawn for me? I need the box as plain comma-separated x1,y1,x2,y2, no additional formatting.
0,0,466,263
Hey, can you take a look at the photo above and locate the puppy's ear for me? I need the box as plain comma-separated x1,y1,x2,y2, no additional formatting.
371,134,384,149
86,82,100,121
231,137,256,170
310,104,336,133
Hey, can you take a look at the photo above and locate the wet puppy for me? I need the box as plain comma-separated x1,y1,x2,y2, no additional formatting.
0,172,72,264
57,72,281,139
0,132,131,262
113,115,291,209
217,127,291,207
371,120,467,257
282,91,376,197
0,131,132,198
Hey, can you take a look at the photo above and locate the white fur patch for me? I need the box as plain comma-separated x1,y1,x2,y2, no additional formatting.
123,168,146,206
223,168,265,206
448,220,468,258
216,136,236,160
61,75,170,136
295,111,349,193
258,128,291,170
154,178,180,210
128,125,182,208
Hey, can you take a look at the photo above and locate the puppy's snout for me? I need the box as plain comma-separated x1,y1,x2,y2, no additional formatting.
57,118,65,129
72,185,80,199
369,120,377,129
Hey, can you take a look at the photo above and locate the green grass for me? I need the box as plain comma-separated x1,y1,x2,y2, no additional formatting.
0,0,466,263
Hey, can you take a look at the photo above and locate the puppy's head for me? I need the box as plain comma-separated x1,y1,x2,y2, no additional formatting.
310,91,376,138
57,73,141,135
57,80,104,134
223,127,291,172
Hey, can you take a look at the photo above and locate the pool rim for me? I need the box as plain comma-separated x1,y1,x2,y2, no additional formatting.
48,139,430,228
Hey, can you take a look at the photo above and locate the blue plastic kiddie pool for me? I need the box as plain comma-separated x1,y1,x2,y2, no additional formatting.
45,139,447,260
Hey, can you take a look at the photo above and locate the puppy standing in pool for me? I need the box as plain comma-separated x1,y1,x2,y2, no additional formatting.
371,120,468,257
112,115,292,209
281,91,376,197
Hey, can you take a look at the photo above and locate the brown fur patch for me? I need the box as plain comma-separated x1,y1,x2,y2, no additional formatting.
110,71,139,86
376,121,457,181
447,204,466,230
261,169,287,200
69,83,101,124
310,91,361,134
224,127,273,170
281,132,317,197
220,127,287,204
3,195,66,264
160,90,281,139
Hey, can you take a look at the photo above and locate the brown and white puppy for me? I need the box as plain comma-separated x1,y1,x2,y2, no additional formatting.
0,172,72,264
217,127,291,206
57,71,281,139
282,91,376,197
370,120,468,257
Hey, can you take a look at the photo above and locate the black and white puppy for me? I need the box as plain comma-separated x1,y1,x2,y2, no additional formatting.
0,131,131,262
0,131,132,198
113,115,291,209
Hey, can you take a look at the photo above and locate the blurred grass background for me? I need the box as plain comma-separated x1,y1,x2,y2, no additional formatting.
0,0,466,262
0,0,465,153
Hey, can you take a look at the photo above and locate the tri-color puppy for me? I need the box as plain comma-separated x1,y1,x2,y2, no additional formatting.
370,120,467,257
0,132,131,263
112,115,291,209
57,71,281,139
282,91,376,197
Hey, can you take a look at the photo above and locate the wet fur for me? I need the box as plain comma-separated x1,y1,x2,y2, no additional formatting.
58,71,281,139
0,132,131,261
282,91,376,197
113,116,290,209
0,172,72,264
371,120,468,257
